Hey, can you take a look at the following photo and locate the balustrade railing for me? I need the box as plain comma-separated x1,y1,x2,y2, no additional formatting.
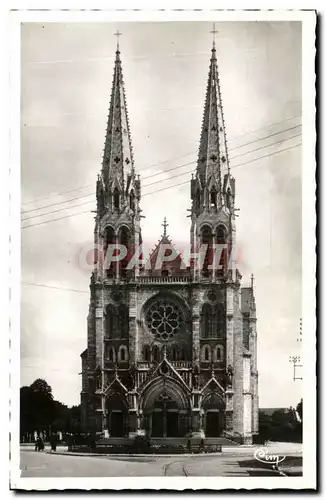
171,361,192,369
96,274,231,285
135,276,191,284
137,362,151,370
136,361,192,370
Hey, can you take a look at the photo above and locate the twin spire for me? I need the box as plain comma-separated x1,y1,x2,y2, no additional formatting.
100,29,230,219
101,33,134,191
195,39,230,208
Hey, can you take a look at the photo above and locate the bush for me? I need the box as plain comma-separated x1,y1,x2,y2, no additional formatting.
153,444,186,454
131,435,151,453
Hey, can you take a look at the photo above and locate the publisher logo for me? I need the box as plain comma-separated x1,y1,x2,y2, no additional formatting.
254,448,286,466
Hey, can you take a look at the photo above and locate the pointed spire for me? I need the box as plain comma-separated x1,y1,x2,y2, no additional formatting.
162,217,169,237
101,34,135,196
250,273,256,311
114,29,122,52
194,28,230,210
210,23,218,51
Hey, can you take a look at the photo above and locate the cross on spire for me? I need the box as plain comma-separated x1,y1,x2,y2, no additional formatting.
114,29,122,50
210,23,218,49
162,217,169,237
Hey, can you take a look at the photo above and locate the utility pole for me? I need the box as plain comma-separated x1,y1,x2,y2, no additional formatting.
289,355,303,381
289,317,303,381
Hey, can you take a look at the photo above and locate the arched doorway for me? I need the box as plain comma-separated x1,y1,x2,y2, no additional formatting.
202,392,225,437
151,392,179,437
105,393,128,437
140,376,190,438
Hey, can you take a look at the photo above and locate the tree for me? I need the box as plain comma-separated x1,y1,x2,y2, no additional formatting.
30,378,53,399
67,405,81,434
30,378,56,435
20,386,34,441
51,400,69,433
20,379,82,442
296,399,302,423
257,406,302,444
20,378,56,441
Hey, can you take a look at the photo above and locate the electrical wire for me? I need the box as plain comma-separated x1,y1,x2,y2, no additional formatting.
21,124,301,216
22,282,89,294
21,141,301,229
21,116,301,208
21,132,301,220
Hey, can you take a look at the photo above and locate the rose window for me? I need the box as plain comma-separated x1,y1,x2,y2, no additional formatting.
145,299,183,340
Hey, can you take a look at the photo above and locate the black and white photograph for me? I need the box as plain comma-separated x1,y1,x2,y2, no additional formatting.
8,7,316,491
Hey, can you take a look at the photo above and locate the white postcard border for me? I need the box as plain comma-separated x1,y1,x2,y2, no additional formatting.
8,6,316,491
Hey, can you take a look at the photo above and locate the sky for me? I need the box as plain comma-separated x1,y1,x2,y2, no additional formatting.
20,21,302,408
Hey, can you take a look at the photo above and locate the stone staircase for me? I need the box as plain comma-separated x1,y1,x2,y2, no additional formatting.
204,437,240,447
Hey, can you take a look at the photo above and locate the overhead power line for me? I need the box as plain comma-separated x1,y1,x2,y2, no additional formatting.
142,142,301,197
21,124,301,216
22,282,89,294
21,141,301,229
142,132,301,189
21,199,95,222
22,191,95,215
21,116,301,207
229,125,301,157
21,209,93,229
21,132,301,221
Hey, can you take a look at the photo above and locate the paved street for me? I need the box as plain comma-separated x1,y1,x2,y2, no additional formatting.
20,445,302,478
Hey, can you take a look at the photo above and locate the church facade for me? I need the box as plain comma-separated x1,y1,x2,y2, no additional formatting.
80,38,259,444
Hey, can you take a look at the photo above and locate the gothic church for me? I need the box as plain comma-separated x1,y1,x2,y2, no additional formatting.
80,36,259,444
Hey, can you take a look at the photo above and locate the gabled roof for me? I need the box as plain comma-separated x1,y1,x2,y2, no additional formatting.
150,356,190,392
104,374,128,395
202,372,225,396
145,219,188,276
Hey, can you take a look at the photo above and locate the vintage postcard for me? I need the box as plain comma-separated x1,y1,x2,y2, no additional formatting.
9,6,316,491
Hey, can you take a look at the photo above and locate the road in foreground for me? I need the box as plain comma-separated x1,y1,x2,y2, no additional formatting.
20,449,302,478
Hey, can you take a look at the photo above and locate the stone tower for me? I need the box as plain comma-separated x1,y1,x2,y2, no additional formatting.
80,37,258,444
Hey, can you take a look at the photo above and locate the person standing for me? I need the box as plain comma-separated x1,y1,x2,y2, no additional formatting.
50,434,57,452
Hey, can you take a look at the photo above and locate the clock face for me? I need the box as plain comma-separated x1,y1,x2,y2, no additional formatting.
145,298,183,341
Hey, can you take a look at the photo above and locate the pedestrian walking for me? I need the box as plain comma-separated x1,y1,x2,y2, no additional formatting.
39,437,45,451
50,434,57,452
35,436,44,452
187,435,192,453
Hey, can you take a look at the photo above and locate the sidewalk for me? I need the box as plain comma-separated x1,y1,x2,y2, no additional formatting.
43,449,224,458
